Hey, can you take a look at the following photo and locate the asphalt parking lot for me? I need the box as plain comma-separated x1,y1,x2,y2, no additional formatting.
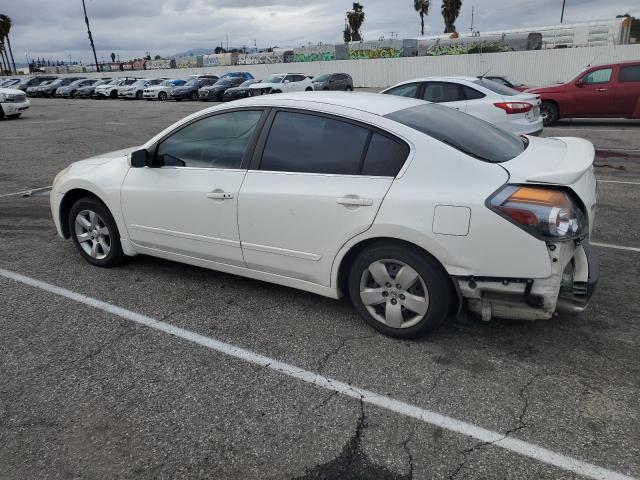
1,97,639,480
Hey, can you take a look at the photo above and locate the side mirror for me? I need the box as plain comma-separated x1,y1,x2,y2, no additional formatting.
575,78,584,86
131,149,150,168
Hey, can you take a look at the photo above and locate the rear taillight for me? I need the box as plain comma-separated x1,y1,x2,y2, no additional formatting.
488,185,586,241
494,102,533,114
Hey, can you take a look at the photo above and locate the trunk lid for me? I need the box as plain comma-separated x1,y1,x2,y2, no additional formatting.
500,136,597,234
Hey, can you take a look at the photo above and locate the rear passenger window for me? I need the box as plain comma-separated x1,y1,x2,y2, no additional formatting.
362,133,409,177
619,66,640,82
261,112,369,175
385,83,419,98
422,82,465,103
462,86,486,100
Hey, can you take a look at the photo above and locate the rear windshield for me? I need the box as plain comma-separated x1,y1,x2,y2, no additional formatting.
473,78,520,96
385,104,526,163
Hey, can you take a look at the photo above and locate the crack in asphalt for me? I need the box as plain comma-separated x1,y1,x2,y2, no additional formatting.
316,334,376,372
402,439,414,480
448,374,539,479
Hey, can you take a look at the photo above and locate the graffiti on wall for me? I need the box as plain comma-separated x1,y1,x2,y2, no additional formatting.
237,50,293,64
348,47,401,59
424,42,512,56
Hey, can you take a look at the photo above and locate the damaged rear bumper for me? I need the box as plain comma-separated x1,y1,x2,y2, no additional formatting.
456,240,598,321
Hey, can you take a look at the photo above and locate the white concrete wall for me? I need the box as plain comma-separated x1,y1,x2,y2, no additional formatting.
50,44,640,88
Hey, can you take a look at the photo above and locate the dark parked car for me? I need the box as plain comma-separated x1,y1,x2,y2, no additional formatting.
482,76,530,92
198,76,246,101
170,77,217,101
312,73,354,91
76,79,112,98
15,75,58,92
39,77,86,97
219,71,255,81
526,61,640,125
222,79,261,101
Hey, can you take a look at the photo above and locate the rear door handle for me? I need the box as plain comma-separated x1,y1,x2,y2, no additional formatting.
336,196,373,207
207,190,234,200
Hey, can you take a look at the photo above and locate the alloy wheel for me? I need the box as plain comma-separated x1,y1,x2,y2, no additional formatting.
359,259,430,329
74,210,111,260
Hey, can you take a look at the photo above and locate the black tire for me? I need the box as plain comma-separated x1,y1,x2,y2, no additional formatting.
348,241,452,339
68,197,126,268
70,90,76,98
7,114,21,119
136,90,143,100
158,91,167,101
346,85,353,91
190,91,198,101
109,90,118,99
540,101,559,126
305,87,313,91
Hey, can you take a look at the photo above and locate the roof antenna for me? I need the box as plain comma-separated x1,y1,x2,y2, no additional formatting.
478,67,492,78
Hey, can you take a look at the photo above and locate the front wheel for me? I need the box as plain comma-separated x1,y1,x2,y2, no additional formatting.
7,114,21,119
190,91,198,101
109,90,117,99
305,87,313,91
540,101,559,126
346,85,353,91
68,197,126,268
158,91,167,101
348,242,452,339
136,90,143,100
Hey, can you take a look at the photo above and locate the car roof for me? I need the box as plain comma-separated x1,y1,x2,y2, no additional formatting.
218,91,426,116
585,60,640,68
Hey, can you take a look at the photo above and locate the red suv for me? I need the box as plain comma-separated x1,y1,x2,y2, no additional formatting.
526,61,640,125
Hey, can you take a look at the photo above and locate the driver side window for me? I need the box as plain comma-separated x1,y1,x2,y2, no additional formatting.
582,68,612,85
156,110,263,169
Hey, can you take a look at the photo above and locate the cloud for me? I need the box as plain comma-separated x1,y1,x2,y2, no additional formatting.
3,0,639,63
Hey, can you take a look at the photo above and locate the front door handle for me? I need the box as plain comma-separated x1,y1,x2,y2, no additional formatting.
336,196,373,207
596,88,608,92
207,190,234,200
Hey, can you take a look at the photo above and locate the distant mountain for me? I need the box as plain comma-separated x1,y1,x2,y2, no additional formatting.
170,48,214,58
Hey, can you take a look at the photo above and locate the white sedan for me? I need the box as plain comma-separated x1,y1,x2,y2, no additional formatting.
382,76,543,136
50,92,597,338
248,73,314,95
143,79,186,100
0,87,30,119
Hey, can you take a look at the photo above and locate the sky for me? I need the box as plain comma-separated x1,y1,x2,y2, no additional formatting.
3,0,640,64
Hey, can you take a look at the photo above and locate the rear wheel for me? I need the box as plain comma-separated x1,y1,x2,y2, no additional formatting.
7,114,21,119
158,91,167,101
136,90,143,100
68,197,126,268
190,91,198,101
540,101,559,126
348,242,452,339
109,90,117,99
346,85,353,91
305,87,313,91
70,90,76,98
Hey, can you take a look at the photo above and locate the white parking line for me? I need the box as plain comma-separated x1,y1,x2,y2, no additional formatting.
591,242,640,253
0,186,52,198
597,180,640,185
0,268,636,480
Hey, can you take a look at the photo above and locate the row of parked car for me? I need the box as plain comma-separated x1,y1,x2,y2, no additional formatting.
3,71,355,103
2,60,639,126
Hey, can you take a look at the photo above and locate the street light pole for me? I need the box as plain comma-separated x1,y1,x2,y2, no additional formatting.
81,0,100,70
560,0,566,23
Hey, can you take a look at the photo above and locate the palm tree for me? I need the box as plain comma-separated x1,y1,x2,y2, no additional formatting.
441,0,462,33
0,15,17,74
414,0,430,36
110,52,116,62
346,3,365,42
0,41,7,75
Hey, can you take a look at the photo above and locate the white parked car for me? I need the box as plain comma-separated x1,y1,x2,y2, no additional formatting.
94,77,139,99
50,92,597,338
382,76,543,136
118,78,167,100
0,87,30,119
143,79,187,100
248,73,314,95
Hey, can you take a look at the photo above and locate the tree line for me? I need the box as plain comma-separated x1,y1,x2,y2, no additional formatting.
344,1,463,42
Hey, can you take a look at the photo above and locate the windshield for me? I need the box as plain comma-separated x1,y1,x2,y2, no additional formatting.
160,80,174,86
69,80,85,87
184,79,198,86
132,79,148,87
214,79,232,86
313,74,331,82
263,74,284,83
385,104,526,163
240,79,256,87
473,78,520,96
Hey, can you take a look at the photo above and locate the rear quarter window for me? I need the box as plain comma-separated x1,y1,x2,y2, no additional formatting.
619,65,640,82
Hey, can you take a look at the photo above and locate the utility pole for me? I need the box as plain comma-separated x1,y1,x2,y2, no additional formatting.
81,0,100,70
560,0,566,23
469,6,475,32
226,34,229,51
